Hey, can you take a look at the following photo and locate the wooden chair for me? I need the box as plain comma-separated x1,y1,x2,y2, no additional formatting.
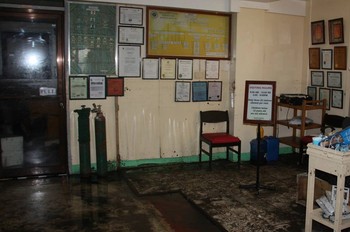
299,113,345,165
199,110,241,170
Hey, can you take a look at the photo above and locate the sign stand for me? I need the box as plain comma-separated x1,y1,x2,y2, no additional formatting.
239,80,276,194
239,123,275,194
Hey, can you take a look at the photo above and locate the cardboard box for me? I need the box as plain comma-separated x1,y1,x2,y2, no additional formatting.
1,136,24,167
296,172,332,206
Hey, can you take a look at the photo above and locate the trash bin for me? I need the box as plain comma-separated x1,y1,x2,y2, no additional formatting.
265,136,279,162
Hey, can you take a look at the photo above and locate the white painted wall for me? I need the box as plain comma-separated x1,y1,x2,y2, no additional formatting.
234,7,305,152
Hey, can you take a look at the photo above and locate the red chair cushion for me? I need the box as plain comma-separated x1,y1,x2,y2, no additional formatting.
301,135,313,144
202,133,240,144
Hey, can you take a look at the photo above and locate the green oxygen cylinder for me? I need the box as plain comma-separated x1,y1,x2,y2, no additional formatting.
92,104,108,177
74,105,91,178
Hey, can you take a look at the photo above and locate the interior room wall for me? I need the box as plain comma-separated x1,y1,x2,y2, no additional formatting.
234,7,305,152
67,0,307,173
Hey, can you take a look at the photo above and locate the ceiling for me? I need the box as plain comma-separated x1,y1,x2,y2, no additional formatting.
244,0,305,2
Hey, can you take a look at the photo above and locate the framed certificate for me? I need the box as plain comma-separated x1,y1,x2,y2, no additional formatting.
327,72,342,88
89,75,106,99
118,26,144,44
319,88,330,110
160,58,176,80
107,78,124,96
331,89,343,109
177,59,193,80
205,60,219,79
118,45,141,77
142,58,159,80
321,49,332,70
119,6,143,25
334,46,347,70
208,81,222,101
69,76,88,100
175,81,191,102
329,18,344,44
309,47,320,69
311,71,324,86
192,81,208,102
307,86,317,101
311,20,325,45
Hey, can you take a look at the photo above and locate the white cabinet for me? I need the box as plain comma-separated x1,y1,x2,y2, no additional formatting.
305,144,350,231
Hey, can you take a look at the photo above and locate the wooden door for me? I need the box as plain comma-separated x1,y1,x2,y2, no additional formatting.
0,8,67,178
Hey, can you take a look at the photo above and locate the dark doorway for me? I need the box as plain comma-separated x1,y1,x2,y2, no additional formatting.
0,7,67,178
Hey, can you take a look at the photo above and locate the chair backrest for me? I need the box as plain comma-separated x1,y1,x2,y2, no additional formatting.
200,110,229,134
321,113,345,134
342,117,350,129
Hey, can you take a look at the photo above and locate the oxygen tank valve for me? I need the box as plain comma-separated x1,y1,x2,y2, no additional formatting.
91,103,102,114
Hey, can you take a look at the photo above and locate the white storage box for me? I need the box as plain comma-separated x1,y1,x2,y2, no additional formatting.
1,136,24,167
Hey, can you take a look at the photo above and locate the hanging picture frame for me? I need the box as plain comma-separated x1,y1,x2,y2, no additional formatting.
311,71,324,87
334,46,347,70
319,88,330,110
329,18,344,44
69,76,88,100
177,59,193,80
118,26,144,44
119,6,143,25
89,75,106,99
192,81,208,102
118,45,141,77
175,81,191,102
311,20,325,45
331,89,343,109
142,58,159,80
309,48,320,69
160,58,176,80
307,86,317,101
107,77,124,96
321,49,332,70
208,81,222,101
327,72,342,88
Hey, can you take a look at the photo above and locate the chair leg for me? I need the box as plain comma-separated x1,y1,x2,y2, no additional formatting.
238,144,241,167
199,141,202,163
226,147,229,160
298,143,304,166
209,146,212,170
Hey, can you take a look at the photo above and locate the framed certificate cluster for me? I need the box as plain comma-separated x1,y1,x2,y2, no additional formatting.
117,6,144,78
308,18,345,110
308,70,343,109
174,81,222,102
69,75,124,99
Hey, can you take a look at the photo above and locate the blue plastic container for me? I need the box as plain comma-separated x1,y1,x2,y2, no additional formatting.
265,136,279,162
250,138,267,165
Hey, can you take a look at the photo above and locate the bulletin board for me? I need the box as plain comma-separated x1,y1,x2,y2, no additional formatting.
147,7,231,59
69,3,116,75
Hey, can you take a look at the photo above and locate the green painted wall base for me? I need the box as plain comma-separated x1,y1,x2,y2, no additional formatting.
71,146,294,174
